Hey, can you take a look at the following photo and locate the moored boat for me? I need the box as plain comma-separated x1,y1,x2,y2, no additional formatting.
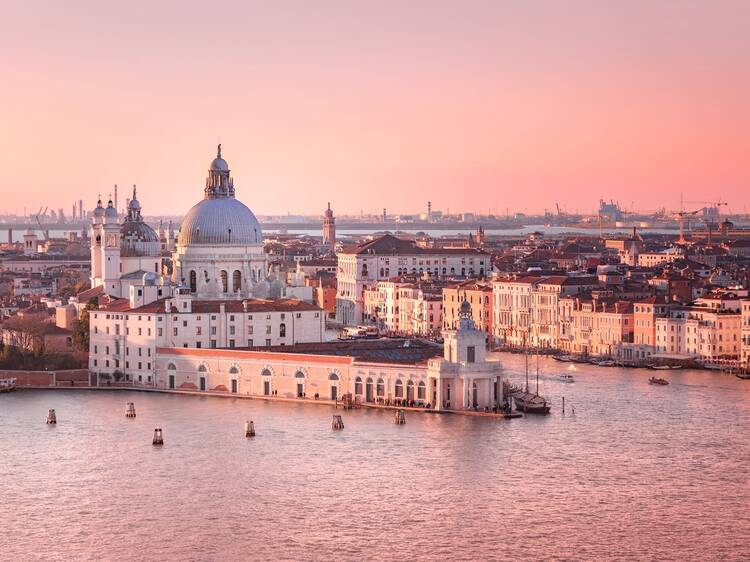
512,347,551,414
552,355,573,362
649,377,669,385
736,372,750,380
513,391,551,414
0,378,17,393
556,373,575,383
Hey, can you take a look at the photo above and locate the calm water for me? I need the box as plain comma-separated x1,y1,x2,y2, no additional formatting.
2,356,749,561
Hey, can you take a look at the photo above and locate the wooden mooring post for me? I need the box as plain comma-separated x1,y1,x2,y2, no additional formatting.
152,428,164,446
245,420,255,437
331,415,344,430
46,409,57,424
394,410,406,425
125,402,136,418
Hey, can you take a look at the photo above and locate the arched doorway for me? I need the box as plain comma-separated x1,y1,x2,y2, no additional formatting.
376,378,385,399
354,376,363,396
365,377,374,402
261,368,272,396
295,371,305,397
328,373,339,400
167,363,176,389
472,381,478,408
197,364,207,391
229,366,239,394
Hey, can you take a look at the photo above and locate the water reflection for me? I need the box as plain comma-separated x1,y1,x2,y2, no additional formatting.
1,356,749,561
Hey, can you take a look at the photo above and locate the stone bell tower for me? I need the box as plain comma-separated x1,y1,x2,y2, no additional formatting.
322,202,336,252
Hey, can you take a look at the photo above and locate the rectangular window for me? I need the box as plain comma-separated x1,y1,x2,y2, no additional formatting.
157,328,163,337
248,339,253,347
467,346,476,363
266,325,271,334
229,339,235,348
211,340,217,348
229,326,235,335
265,339,271,346
173,328,178,336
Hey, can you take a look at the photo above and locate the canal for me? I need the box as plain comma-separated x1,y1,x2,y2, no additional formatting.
1,355,749,561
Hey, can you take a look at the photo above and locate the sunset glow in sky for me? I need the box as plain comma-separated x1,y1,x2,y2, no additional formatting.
1,1,748,216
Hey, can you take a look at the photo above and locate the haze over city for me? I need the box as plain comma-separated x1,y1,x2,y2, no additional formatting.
2,0,749,216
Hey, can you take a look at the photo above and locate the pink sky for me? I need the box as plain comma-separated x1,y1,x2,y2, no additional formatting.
1,1,748,217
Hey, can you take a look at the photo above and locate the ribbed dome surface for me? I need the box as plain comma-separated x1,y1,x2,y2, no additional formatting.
177,197,262,246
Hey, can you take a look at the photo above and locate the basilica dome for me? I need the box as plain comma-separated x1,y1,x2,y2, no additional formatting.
177,145,263,246
178,197,262,246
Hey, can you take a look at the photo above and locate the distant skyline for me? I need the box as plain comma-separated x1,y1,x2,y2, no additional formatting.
1,1,749,216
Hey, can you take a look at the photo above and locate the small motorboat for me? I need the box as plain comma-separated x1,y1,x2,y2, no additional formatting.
595,360,616,367
0,378,17,393
736,372,750,380
556,373,575,383
649,377,669,386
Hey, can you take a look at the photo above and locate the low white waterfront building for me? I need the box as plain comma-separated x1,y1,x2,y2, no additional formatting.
89,287,324,384
154,301,504,411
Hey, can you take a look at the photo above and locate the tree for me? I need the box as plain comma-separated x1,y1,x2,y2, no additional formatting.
72,309,90,352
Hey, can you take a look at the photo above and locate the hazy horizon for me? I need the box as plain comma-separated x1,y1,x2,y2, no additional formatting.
2,1,749,217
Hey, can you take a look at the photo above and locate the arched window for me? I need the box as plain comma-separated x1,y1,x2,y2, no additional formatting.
418,381,426,400
232,270,241,293
329,373,339,381
220,270,228,293
376,378,385,397
189,270,197,292
406,380,415,400
354,376,363,395
167,363,176,371
279,323,286,338
197,364,207,373
261,368,272,377
229,366,239,375
395,379,403,398
294,371,305,378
